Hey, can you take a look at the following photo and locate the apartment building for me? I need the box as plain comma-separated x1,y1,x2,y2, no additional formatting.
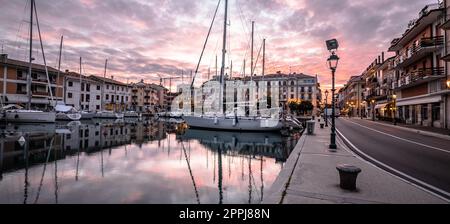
89,76,131,112
0,54,64,110
337,76,365,117
64,72,103,112
389,2,449,128
130,80,160,113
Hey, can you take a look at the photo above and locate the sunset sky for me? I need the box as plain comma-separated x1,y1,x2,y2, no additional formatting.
0,0,438,90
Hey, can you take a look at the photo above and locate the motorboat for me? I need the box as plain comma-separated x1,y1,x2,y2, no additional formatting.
2,105,56,123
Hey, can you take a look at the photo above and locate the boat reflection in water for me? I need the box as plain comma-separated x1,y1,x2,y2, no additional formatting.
0,120,300,204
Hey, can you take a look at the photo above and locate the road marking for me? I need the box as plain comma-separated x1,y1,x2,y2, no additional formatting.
336,128,450,202
341,118,450,154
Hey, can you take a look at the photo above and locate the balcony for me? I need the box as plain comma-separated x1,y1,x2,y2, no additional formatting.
389,3,444,51
396,67,445,89
393,36,444,68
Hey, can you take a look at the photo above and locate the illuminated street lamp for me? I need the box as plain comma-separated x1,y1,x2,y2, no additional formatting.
447,80,450,88
371,99,375,121
325,39,339,151
325,90,329,127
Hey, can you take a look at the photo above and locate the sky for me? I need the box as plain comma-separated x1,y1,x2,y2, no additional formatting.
0,0,439,90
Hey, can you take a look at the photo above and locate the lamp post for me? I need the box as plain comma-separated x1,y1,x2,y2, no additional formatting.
325,90,329,127
326,39,339,151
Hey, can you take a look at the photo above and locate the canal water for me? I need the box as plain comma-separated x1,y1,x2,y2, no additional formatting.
0,119,301,204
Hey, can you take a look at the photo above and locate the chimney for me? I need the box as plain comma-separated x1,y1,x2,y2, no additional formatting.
382,52,385,62
111,76,114,80
378,55,381,64
65,69,69,73
0,53,7,63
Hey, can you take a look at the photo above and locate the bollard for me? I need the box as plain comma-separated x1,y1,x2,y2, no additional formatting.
320,123,324,129
336,164,361,191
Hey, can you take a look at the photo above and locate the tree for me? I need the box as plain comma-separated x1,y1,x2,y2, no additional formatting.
299,101,314,115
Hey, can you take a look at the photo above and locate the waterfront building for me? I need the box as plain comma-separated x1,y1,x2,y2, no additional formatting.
0,54,64,110
337,76,365,117
130,80,166,113
64,71,103,112
389,2,449,128
89,76,130,112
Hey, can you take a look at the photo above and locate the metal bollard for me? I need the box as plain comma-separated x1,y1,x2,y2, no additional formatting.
336,164,361,191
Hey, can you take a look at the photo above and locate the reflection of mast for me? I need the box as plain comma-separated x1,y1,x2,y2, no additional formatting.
248,155,252,204
34,136,54,204
54,139,59,204
218,143,223,204
23,134,29,204
260,155,264,202
101,148,104,178
75,139,80,181
181,141,200,204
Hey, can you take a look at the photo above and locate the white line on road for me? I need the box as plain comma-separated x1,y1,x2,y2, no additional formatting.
341,119,450,154
336,128,450,202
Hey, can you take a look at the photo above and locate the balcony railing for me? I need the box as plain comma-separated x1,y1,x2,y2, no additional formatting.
394,36,444,67
419,3,442,18
397,67,445,88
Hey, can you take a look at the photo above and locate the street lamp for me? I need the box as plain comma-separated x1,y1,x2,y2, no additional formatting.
326,39,339,151
325,90,329,127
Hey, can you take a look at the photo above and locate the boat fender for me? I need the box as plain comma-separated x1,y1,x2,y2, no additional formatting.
232,117,236,126
214,116,218,125
15,114,19,119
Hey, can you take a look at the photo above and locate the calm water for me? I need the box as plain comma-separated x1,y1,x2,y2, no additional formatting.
0,119,300,204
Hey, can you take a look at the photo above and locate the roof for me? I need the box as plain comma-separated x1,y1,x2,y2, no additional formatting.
0,56,61,74
240,72,316,81
89,75,128,86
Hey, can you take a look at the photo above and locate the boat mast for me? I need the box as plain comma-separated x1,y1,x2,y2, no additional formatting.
56,36,63,103
102,59,107,111
250,21,254,81
219,0,228,115
262,39,265,78
34,0,54,108
27,0,34,110
79,57,82,111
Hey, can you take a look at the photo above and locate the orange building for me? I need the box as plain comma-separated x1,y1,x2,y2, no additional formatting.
0,54,64,110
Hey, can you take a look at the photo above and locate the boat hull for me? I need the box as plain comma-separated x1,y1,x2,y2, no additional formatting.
183,116,282,132
3,111,56,123
56,112,82,121
80,112,96,120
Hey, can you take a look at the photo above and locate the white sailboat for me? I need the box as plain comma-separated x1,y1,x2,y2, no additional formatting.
2,0,56,123
183,0,282,131
55,103,81,121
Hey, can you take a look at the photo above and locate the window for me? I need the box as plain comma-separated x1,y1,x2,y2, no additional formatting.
421,104,428,121
121,96,124,103
301,87,305,92
122,87,124,91
116,95,119,101
106,94,109,100
86,94,90,102
86,84,90,92
68,93,73,98
107,85,109,90
96,105,100,110
68,81,73,87
290,81,295,86
126,96,128,101
432,103,440,121
308,94,312,100
81,83,85,91
81,94,84,102
97,85,101,90
291,87,294,92
290,94,294,99
96,95,100,100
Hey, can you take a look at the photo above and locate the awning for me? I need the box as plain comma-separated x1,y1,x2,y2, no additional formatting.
396,95,442,107
374,103,388,109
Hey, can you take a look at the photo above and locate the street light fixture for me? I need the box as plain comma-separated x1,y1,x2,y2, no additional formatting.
371,99,375,121
392,94,397,125
326,39,339,151
325,90,329,127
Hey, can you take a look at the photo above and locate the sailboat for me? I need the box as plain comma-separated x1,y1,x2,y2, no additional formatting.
2,0,56,123
183,0,282,131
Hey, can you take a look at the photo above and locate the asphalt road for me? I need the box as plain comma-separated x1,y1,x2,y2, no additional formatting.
335,118,450,200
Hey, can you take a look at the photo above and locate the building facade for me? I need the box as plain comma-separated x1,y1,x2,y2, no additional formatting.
130,80,161,113
89,76,131,112
1,54,64,110
389,2,449,128
64,72,103,112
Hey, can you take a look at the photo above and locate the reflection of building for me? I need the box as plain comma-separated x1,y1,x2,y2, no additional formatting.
0,54,64,110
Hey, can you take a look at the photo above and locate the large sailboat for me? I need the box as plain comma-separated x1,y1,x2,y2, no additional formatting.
183,0,282,131
2,0,56,123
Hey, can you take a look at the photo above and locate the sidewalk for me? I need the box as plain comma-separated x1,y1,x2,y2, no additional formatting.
263,119,447,204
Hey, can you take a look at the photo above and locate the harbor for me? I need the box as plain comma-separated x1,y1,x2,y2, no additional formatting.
0,119,301,204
